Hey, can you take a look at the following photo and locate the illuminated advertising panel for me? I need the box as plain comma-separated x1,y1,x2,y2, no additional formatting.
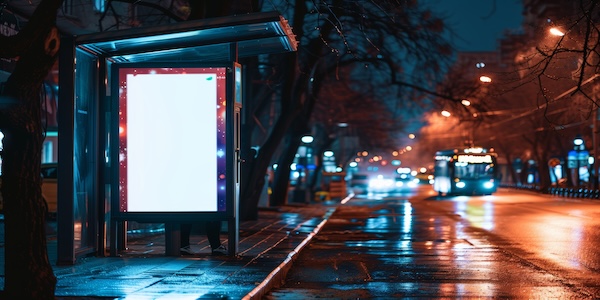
457,154,493,164
117,67,227,212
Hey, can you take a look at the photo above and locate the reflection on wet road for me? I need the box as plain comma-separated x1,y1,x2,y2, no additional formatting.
267,186,600,299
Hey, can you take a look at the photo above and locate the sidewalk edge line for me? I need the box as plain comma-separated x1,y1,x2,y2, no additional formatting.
243,196,351,299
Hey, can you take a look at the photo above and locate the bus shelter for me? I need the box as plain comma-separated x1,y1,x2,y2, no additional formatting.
57,12,297,264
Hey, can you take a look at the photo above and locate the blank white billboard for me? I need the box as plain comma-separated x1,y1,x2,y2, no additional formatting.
118,67,227,212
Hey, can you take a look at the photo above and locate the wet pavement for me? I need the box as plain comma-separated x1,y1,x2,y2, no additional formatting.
268,191,600,299
0,201,339,299
3,188,600,298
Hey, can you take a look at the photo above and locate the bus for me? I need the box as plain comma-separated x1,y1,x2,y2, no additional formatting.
433,147,498,196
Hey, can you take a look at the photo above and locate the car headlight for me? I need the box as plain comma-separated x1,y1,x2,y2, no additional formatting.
483,181,495,189
456,181,466,188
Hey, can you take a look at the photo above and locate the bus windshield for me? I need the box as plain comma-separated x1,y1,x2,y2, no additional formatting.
454,162,494,179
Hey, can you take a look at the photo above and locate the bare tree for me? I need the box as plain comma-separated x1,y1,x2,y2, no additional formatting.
240,0,453,216
473,0,600,189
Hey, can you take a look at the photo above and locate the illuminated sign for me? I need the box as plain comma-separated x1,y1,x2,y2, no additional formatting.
118,67,227,212
435,155,452,161
457,154,493,164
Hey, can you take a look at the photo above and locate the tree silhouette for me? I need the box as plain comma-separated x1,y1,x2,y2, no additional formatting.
239,0,453,216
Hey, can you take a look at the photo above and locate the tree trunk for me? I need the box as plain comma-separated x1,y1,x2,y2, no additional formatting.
2,127,55,299
271,133,303,206
239,51,301,219
1,50,58,299
0,0,62,297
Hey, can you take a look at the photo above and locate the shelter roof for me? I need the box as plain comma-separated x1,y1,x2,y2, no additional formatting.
74,11,297,63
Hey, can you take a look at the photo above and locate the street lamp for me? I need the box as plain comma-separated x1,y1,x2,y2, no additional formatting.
569,136,589,187
479,75,492,83
549,27,565,36
301,135,314,144
574,137,583,187
295,135,314,203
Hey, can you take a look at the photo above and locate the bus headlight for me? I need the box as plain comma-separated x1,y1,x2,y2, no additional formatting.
483,181,495,189
456,181,466,188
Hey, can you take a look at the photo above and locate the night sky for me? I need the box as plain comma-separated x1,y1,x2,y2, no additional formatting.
424,0,523,51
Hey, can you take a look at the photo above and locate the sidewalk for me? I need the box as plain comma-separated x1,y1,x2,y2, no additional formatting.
46,200,340,299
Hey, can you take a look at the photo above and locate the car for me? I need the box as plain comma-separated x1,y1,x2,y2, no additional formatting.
41,163,58,216
394,173,419,191
0,163,57,217
349,174,369,194
368,174,396,193
415,173,434,185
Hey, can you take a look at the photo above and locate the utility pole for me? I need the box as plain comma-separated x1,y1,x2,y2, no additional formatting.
593,84,599,189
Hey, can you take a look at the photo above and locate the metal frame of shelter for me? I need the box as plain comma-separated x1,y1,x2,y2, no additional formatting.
57,12,297,265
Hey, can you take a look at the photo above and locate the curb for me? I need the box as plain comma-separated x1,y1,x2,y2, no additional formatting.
242,195,350,299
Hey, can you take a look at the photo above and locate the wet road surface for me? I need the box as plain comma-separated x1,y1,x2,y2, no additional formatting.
267,186,600,299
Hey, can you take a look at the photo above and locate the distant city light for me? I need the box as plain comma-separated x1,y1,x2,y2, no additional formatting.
441,110,451,117
461,99,471,106
324,150,334,157
408,133,415,139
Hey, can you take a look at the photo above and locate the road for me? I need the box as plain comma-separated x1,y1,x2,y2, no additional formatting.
266,186,600,299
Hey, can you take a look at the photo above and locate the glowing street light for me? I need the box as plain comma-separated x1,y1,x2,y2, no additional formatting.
301,135,314,144
479,75,492,83
461,99,471,106
441,110,451,117
549,27,565,36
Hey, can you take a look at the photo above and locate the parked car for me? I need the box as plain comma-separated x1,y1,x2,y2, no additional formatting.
41,163,58,216
0,163,57,217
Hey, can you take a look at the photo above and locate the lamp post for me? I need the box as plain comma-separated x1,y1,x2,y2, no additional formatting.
592,84,600,190
297,135,313,203
571,136,590,187
574,137,583,187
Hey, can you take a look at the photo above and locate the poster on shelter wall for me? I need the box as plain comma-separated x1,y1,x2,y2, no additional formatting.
118,67,227,212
